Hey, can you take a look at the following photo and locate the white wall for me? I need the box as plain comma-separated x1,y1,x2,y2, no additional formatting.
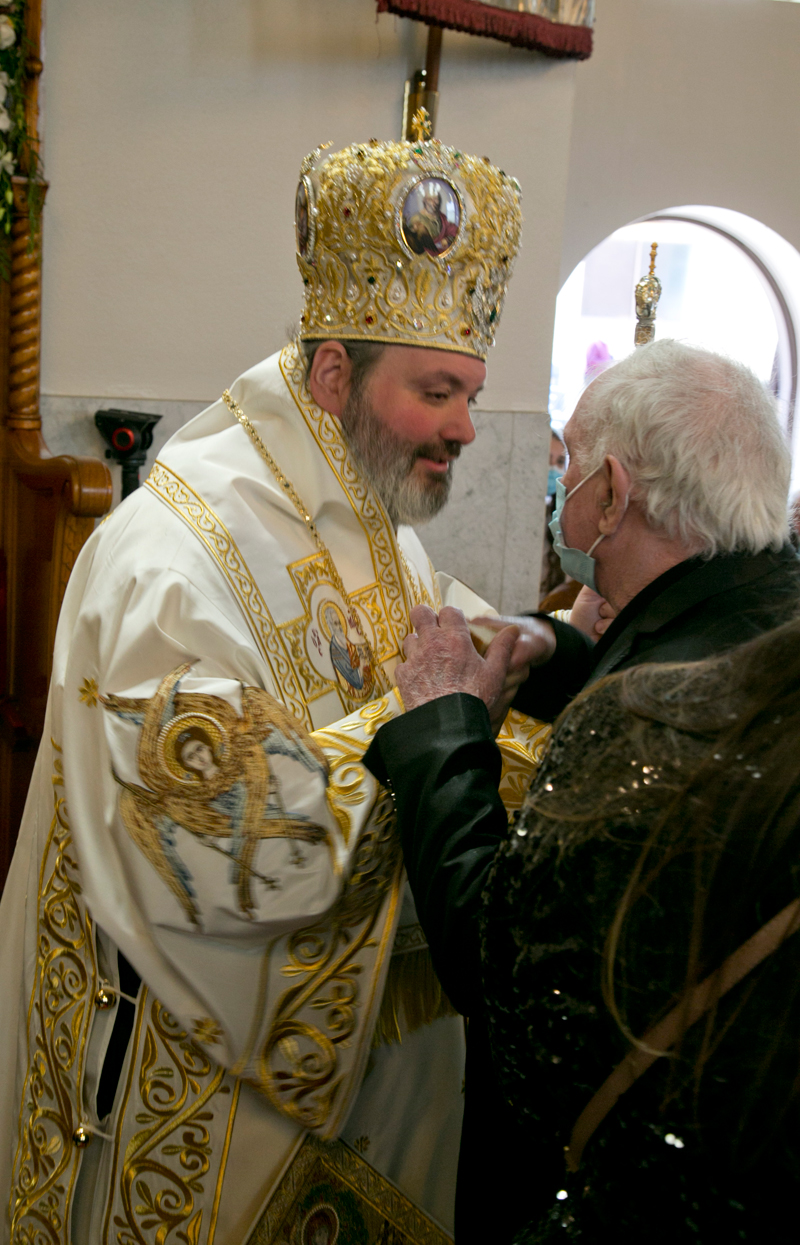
44,1,800,611
560,0,800,284
40,0,574,609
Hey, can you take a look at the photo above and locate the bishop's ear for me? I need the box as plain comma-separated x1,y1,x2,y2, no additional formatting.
308,341,353,419
598,455,632,535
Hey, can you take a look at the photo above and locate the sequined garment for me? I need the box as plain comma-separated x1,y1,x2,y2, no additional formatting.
481,656,800,1242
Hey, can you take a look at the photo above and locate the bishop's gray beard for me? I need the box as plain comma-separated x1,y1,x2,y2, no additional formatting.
340,386,461,527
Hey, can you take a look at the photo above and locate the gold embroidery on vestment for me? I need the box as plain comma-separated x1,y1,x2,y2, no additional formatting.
192,1017,224,1046
79,676,99,707
312,730,371,848
103,665,331,923
9,740,98,1244
312,692,398,847
256,789,402,1138
374,946,458,1047
279,343,415,656
398,546,434,609
247,1136,454,1244
352,583,394,663
104,991,238,1245
208,1079,241,1243
221,388,391,701
279,552,392,715
144,460,309,727
496,710,552,817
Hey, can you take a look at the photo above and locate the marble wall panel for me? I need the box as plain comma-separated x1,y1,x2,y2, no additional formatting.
41,395,207,507
40,397,551,613
419,408,551,615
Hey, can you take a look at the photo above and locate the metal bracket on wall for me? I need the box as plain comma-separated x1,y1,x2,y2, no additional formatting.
95,409,162,499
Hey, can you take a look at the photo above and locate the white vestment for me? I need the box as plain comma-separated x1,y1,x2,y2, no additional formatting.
0,345,549,1245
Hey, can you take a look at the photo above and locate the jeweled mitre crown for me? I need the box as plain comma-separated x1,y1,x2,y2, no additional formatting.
295,128,523,360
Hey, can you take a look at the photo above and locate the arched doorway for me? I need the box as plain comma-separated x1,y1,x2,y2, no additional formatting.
550,207,800,493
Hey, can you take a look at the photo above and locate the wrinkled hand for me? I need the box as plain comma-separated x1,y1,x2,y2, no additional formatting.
568,586,617,640
466,612,556,732
396,605,520,733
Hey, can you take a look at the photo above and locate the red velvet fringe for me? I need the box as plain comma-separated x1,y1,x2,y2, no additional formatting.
376,0,592,59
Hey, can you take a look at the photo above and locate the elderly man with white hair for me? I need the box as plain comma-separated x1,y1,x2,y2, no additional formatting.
500,336,798,721
361,339,800,1243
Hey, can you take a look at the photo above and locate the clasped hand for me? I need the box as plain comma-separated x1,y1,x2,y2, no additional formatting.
395,605,555,734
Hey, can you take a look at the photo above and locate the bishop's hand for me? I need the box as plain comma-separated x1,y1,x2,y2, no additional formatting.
396,605,520,734
568,586,617,639
467,612,556,730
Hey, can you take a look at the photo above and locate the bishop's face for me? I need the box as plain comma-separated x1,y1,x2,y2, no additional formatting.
342,345,484,526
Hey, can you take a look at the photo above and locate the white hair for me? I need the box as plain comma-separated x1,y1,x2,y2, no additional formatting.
572,339,791,557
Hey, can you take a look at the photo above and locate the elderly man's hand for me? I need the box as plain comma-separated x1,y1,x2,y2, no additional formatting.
395,605,521,732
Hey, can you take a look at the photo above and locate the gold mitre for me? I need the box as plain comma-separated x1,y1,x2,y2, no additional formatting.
295,116,523,361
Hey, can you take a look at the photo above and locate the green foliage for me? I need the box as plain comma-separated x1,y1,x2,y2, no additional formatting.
0,1,44,280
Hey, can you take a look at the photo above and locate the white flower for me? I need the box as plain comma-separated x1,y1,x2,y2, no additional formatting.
0,16,15,49
0,150,14,175
0,72,9,86
0,107,10,133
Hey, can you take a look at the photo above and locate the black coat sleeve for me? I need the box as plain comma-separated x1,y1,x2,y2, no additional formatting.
512,615,596,722
363,693,507,1016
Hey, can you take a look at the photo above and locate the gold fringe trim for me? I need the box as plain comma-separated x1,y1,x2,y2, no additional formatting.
373,947,459,1046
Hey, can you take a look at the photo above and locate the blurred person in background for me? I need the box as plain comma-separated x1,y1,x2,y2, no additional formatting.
584,339,613,385
540,427,572,604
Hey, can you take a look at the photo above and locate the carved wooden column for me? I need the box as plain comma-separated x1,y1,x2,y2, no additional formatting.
0,2,113,887
8,178,46,427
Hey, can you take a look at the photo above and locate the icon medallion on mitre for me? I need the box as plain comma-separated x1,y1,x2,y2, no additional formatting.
294,115,523,360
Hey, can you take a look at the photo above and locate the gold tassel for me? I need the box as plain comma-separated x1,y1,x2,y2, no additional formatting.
373,947,459,1047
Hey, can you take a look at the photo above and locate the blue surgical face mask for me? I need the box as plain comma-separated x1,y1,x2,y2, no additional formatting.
548,466,606,593
546,466,561,498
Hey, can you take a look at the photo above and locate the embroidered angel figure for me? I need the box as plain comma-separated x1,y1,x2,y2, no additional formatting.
102,663,330,923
